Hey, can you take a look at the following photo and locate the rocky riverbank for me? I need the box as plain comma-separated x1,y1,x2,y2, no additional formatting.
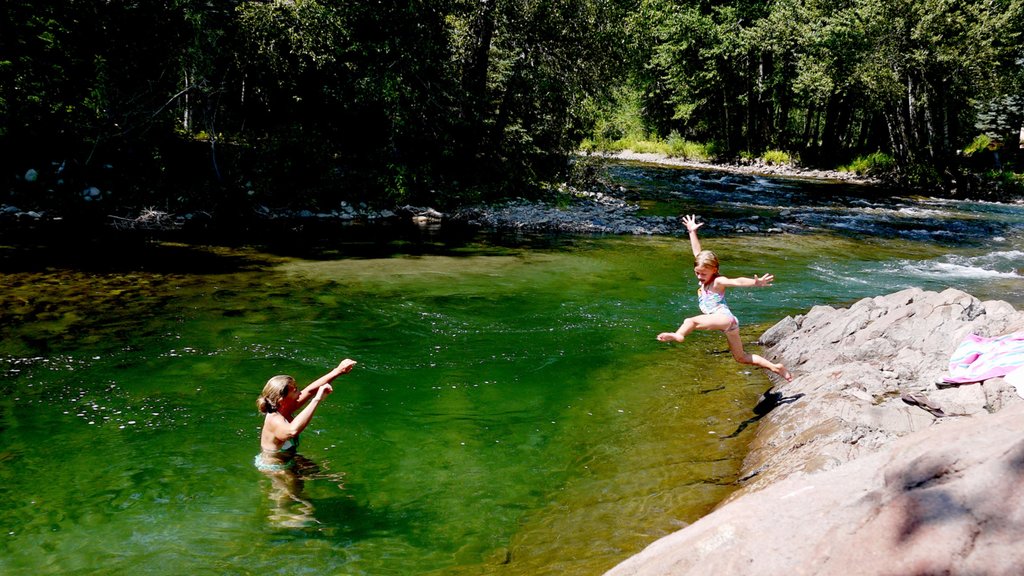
449,151,887,235
599,150,882,184
0,151,883,237
606,288,1024,575
0,190,778,237
3,151,1020,238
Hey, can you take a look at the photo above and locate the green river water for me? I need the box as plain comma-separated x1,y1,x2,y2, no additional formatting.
2,164,1023,575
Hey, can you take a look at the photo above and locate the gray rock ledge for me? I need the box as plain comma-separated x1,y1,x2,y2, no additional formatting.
607,287,1024,576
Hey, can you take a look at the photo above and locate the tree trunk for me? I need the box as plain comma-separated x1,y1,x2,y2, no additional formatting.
746,54,761,150
183,69,192,132
902,70,918,165
820,91,845,165
462,1,497,120
725,67,743,153
776,94,790,148
884,103,911,168
460,0,498,162
802,105,817,151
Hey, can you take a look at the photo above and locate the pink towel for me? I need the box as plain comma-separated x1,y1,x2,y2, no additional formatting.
943,332,1024,384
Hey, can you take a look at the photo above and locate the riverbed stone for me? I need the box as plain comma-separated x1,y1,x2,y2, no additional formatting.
605,288,1024,576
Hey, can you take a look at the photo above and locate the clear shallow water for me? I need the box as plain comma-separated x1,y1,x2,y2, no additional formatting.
2,164,1023,576
0,239,775,576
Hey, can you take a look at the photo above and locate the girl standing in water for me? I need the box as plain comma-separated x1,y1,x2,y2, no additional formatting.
657,215,791,381
255,358,357,471
254,358,357,526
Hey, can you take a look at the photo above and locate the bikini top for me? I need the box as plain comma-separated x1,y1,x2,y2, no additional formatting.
279,434,300,453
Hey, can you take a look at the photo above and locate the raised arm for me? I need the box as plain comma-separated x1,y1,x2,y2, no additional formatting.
297,358,357,405
715,273,774,289
273,384,333,441
682,214,703,257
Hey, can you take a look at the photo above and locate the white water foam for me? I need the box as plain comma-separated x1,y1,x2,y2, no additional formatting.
893,250,1024,280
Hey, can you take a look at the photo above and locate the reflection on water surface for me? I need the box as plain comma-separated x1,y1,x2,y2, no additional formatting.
2,163,1022,575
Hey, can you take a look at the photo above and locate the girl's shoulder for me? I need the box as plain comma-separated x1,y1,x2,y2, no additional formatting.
264,411,287,427
710,275,731,290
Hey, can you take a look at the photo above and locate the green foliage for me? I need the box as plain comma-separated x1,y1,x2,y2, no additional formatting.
592,85,647,143
578,129,715,162
963,134,992,156
614,0,1024,176
566,153,612,191
903,162,943,190
4,0,1022,215
839,152,897,176
1,0,637,214
761,150,791,165
622,138,671,155
985,169,1024,186
666,132,712,161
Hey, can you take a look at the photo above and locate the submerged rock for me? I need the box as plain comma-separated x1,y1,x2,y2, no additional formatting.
606,288,1024,576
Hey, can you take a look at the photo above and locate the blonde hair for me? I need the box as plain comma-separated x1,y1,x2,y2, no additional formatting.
256,375,295,414
694,250,720,272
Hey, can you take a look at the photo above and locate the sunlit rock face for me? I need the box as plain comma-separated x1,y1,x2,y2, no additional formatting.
607,288,1024,576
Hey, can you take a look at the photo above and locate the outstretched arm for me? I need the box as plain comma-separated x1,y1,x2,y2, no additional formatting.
272,384,333,441
682,214,704,257
297,358,357,405
716,273,774,289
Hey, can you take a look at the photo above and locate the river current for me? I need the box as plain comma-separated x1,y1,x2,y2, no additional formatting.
1,161,1021,575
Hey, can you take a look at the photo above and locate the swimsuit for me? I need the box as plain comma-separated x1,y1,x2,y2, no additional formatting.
279,436,299,452
697,283,739,331
254,434,300,472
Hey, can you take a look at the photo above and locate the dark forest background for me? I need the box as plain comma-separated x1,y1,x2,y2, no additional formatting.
2,0,1022,219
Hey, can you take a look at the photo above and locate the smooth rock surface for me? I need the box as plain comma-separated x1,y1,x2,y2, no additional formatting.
606,288,1024,575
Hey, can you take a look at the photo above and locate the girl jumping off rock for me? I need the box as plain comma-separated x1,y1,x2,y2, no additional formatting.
657,215,792,382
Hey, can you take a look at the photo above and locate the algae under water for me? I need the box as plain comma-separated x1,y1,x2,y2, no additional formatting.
2,166,1022,575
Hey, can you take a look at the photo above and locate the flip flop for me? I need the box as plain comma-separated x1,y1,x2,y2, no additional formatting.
901,393,946,418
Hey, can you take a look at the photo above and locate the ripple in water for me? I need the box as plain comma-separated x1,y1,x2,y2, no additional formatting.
891,250,1024,280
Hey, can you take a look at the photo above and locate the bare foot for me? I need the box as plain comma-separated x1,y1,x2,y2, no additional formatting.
775,364,793,382
657,332,684,343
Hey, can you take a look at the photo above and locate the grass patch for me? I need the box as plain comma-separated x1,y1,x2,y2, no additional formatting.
666,132,713,161
582,132,714,162
839,151,896,176
761,149,791,165
622,137,672,155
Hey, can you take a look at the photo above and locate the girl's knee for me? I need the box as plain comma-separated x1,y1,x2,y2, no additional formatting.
732,352,754,364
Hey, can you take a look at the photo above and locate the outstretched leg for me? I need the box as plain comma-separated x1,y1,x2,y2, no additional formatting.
658,313,734,342
723,329,792,381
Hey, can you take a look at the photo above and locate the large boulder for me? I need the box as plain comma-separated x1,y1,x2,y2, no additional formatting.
606,403,1024,575
606,288,1024,576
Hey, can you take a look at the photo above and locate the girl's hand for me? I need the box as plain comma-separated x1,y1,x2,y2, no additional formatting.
754,273,774,287
681,214,703,233
315,384,333,400
336,359,357,374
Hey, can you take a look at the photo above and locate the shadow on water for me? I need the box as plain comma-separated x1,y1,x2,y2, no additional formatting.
0,218,579,274
0,225,267,274
233,219,578,260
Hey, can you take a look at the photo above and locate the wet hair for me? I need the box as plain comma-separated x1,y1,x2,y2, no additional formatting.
256,375,295,414
694,250,720,272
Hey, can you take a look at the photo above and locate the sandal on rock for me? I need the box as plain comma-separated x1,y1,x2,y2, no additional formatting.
901,393,946,418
